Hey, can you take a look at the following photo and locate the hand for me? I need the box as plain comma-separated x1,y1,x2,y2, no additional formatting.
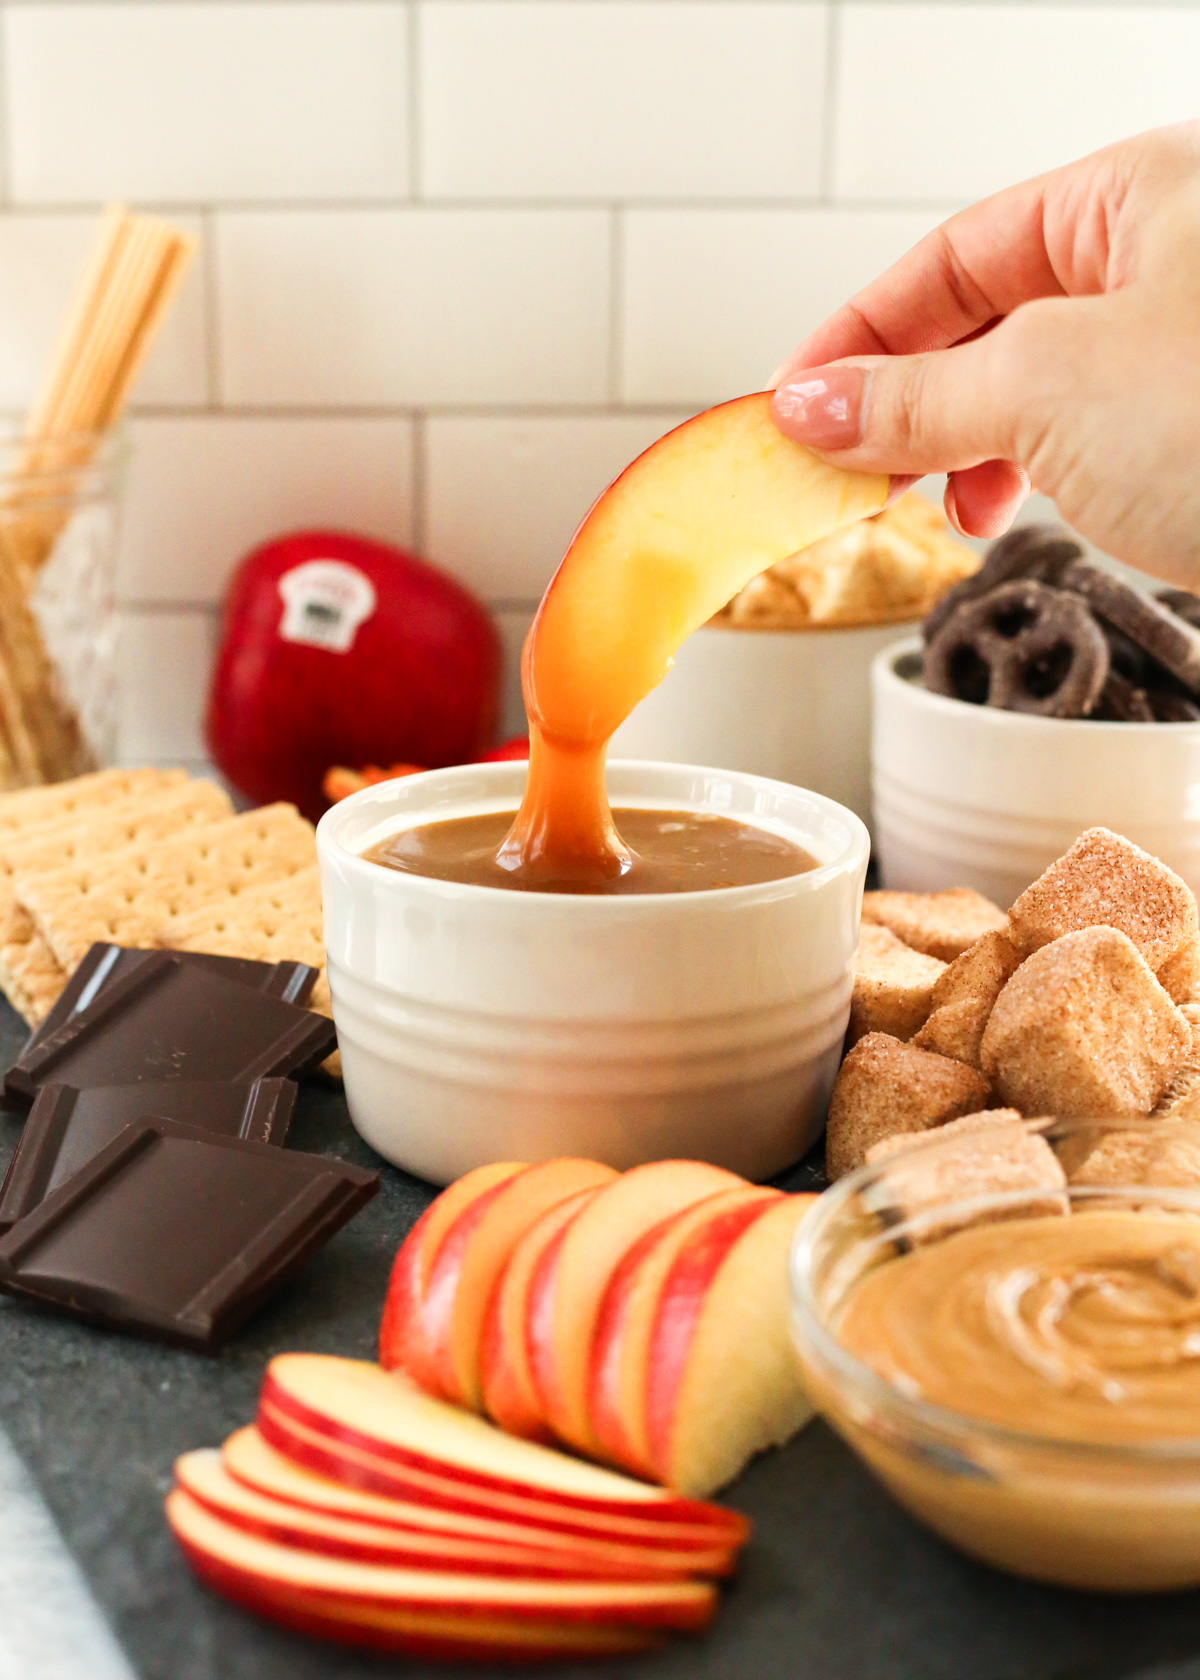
770,124,1200,587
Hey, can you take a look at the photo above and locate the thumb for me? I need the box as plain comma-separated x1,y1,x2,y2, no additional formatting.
771,329,1030,476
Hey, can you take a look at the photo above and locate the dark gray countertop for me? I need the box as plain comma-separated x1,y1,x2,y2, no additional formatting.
1,999,1200,1680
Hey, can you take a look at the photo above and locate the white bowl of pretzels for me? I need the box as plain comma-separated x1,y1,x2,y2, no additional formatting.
871,529,1200,907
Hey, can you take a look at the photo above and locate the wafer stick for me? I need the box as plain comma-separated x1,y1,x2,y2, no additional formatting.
0,208,196,788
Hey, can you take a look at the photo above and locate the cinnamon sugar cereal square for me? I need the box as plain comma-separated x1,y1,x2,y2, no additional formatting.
826,1032,991,1182
981,926,1190,1117
864,1110,1067,1242
1008,827,1198,969
860,888,1008,962
913,928,1022,1069
848,922,946,1046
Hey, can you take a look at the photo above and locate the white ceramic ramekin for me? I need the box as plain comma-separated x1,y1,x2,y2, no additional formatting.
316,760,869,1186
609,621,916,831
872,638,1200,906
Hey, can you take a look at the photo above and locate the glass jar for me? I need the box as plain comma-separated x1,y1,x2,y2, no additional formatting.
0,426,127,786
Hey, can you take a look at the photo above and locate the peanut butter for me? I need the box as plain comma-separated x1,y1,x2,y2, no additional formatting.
840,1210,1200,1444
810,1207,1200,1591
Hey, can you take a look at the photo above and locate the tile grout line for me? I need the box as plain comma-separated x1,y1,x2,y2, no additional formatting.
200,206,221,410
407,0,421,202
410,410,428,552
0,3,12,210
607,205,624,407
820,0,841,205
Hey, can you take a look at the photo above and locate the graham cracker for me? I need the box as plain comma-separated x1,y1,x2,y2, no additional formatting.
164,864,340,1077
0,931,65,1025
14,802,316,971
0,766,185,839
165,863,324,970
0,777,233,947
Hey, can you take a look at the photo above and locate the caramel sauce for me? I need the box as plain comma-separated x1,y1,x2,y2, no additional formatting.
366,807,817,896
490,394,887,890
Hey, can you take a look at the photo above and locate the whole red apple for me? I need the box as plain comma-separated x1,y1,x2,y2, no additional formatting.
207,531,501,820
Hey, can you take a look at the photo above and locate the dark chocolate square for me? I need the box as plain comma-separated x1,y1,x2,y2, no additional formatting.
5,952,335,1104
5,943,319,1108
0,1118,379,1350
0,1078,298,1233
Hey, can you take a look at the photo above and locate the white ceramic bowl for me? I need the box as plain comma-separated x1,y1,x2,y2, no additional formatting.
316,760,869,1185
872,638,1200,905
609,621,917,830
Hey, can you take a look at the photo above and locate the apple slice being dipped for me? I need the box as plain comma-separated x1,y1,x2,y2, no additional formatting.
167,1489,712,1659
505,391,888,876
588,1186,782,1477
258,1355,746,1548
390,1158,618,1410
644,1195,818,1498
221,1427,737,1580
479,1186,606,1443
378,1161,526,1392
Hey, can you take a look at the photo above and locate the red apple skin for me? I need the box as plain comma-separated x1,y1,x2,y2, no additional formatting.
167,1494,666,1658
380,1175,519,1400
642,1200,782,1479
378,1164,525,1386
256,1383,747,1548
207,530,501,821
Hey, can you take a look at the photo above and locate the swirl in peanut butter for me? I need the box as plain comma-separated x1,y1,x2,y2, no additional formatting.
838,1211,1200,1443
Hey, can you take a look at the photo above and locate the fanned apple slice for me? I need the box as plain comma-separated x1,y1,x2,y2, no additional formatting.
644,1195,818,1499
411,1158,618,1410
258,1356,746,1546
589,1187,782,1477
378,1162,526,1387
168,1489,705,1658
524,393,889,747
526,1161,744,1457
180,1448,673,1580
222,1427,737,1580
479,1187,604,1443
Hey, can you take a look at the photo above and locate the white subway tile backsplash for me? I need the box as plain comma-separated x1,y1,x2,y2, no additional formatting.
834,5,1200,202
116,609,214,762
5,3,408,204
217,210,611,407
621,208,943,405
425,413,691,602
118,416,415,605
0,213,206,411
419,2,827,201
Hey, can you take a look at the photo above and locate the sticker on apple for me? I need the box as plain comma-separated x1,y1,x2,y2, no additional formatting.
278,561,377,654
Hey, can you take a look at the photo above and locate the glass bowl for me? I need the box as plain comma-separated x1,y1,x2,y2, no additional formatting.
790,1117,1200,1592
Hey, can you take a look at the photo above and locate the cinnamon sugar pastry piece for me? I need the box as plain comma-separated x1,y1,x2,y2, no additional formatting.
826,1032,991,1182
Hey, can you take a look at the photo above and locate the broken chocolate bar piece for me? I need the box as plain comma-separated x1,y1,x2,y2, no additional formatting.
5,951,336,1104
0,1117,378,1350
5,943,319,1108
0,1078,298,1233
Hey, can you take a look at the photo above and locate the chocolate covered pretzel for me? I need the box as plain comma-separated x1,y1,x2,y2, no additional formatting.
1063,559,1200,695
922,524,1084,644
925,579,1110,717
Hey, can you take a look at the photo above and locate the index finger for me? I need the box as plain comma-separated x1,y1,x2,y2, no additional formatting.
776,170,1075,374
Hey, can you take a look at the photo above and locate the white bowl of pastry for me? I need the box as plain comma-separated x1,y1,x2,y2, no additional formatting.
610,494,976,829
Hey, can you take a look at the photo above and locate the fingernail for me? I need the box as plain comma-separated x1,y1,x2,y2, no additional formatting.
773,365,868,450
